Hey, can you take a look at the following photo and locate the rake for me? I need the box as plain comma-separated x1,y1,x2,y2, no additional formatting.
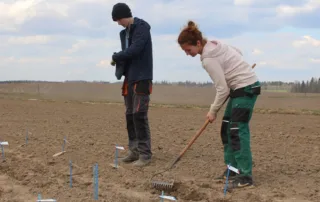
150,119,210,191
150,63,257,191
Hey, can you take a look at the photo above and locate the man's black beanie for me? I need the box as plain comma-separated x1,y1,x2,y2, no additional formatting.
112,3,132,21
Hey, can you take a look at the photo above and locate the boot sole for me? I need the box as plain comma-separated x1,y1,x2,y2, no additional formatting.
120,157,139,163
133,161,151,167
213,176,237,182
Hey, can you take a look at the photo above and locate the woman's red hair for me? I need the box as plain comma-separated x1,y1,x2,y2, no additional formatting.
177,20,207,46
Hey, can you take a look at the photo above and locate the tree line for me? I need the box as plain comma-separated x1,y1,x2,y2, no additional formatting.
290,77,320,93
0,80,110,84
0,78,319,93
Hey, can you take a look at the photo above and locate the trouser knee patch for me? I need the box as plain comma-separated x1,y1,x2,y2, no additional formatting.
230,123,240,151
133,111,148,121
220,116,230,145
133,112,150,141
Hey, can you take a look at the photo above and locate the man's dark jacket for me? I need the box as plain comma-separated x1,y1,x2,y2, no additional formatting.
112,17,153,83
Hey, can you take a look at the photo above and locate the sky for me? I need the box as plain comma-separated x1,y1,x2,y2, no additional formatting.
0,0,319,83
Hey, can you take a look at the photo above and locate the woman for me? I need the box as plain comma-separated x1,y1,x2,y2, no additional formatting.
177,21,261,190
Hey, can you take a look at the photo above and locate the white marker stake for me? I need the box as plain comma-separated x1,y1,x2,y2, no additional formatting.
53,137,68,157
0,142,8,146
0,141,9,161
115,146,125,150
111,145,125,169
227,165,240,174
224,164,240,195
52,151,66,157
159,195,177,201
37,199,57,202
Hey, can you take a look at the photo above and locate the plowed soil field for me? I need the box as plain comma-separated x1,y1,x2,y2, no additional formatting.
0,93,319,202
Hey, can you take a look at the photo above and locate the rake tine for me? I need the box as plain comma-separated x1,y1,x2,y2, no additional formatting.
151,180,174,191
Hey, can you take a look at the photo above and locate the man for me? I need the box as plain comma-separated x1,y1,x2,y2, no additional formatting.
111,2,153,167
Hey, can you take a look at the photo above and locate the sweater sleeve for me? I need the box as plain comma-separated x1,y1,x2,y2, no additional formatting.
202,58,230,115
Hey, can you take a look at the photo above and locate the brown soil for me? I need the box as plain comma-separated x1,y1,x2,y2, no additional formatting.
0,95,319,202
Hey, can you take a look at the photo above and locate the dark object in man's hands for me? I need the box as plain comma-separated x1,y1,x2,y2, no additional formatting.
115,60,126,80
111,52,117,66
111,52,126,80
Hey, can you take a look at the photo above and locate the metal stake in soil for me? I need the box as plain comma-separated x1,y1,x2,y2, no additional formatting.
93,163,99,200
223,165,231,196
53,137,67,157
114,144,118,168
110,145,125,169
70,160,73,188
26,128,28,146
0,141,9,161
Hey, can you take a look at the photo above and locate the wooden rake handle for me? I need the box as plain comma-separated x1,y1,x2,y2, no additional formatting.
252,63,256,69
169,119,210,169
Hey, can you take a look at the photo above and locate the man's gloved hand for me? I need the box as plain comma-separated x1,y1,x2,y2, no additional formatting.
110,60,116,66
110,52,117,66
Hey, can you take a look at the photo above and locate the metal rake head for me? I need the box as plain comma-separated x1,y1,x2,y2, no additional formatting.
151,180,175,191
